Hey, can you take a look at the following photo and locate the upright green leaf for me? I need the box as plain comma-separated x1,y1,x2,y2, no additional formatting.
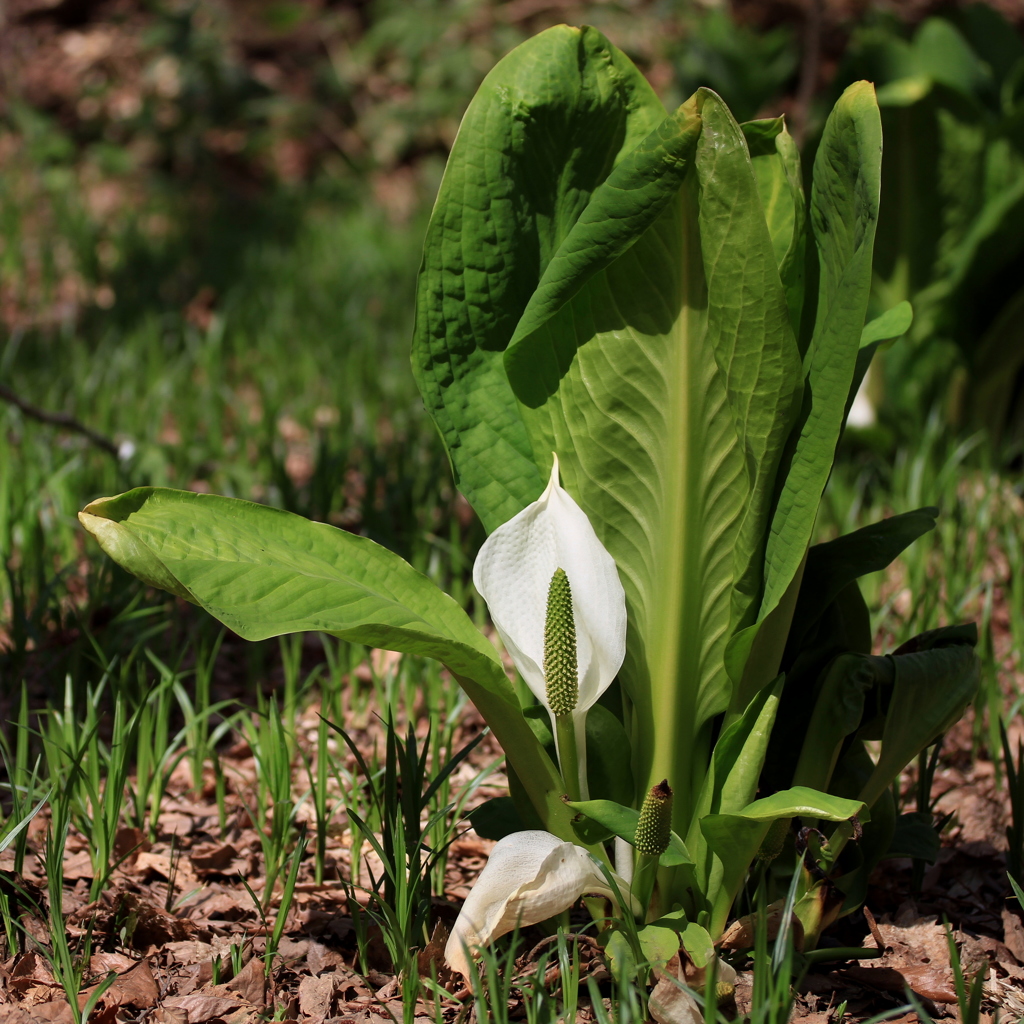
504,91,801,823
785,506,937,658
742,116,806,332
725,83,882,713
700,787,864,933
790,652,882,792
411,25,669,532
860,632,979,807
686,680,781,903
79,488,574,836
759,82,882,623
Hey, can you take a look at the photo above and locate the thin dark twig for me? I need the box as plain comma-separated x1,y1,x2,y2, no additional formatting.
0,384,120,457
523,932,592,964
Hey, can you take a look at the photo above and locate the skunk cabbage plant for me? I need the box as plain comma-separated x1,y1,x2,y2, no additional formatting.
79,25,978,981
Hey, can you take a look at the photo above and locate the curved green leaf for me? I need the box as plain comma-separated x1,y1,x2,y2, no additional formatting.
861,635,979,807
732,786,865,823
699,786,864,934
860,301,913,347
845,300,914,422
506,97,702,396
742,116,806,331
504,90,801,824
760,82,882,624
79,488,574,837
565,798,691,866
82,489,500,670
785,506,937,658
688,676,783,855
411,24,668,532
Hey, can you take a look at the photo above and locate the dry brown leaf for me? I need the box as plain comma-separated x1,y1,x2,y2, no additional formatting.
0,1007,59,1024
8,1001,76,1024
7,951,65,1006
861,912,951,968
649,954,702,1024
163,940,219,966
106,960,159,1009
1002,906,1024,963
224,955,267,1006
88,951,135,975
853,913,960,1003
61,850,93,881
720,901,804,951
112,827,149,868
134,851,174,880
297,972,343,1019
305,941,347,975
273,936,310,963
796,1012,834,1024
163,993,247,1022
190,842,239,873
970,932,1019,969
173,961,215,997
416,919,448,977
840,964,957,1003
8,951,54,991
193,889,250,922
150,1010,187,1024
935,785,1006,849
121,895,194,946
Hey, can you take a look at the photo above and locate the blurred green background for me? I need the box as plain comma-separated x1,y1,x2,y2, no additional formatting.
2,0,1024,744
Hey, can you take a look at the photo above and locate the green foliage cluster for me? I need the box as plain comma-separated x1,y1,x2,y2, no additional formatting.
76,27,982,979
0,6,1022,1012
831,5,1024,450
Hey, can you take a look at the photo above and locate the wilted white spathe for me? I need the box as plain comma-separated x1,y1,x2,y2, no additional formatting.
472,455,626,726
445,830,620,979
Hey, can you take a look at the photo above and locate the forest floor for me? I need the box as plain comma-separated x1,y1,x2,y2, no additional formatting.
0,621,1020,1024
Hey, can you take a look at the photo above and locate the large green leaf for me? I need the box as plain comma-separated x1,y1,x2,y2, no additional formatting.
700,786,864,934
685,681,781,906
724,83,883,713
758,82,882,623
790,652,880,794
760,578,871,797
860,629,979,807
785,506,937,658
411,25,670,532
78,488,575,837
742,117,806,332
503,90,802,824
785,625,978,811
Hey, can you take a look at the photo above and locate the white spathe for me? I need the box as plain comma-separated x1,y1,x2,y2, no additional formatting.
445,830,620,979
472,456,627,717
